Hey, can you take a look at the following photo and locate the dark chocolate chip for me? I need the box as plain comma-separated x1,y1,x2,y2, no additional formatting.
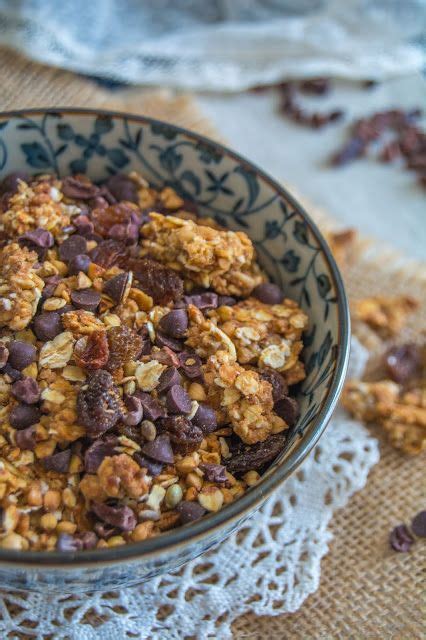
217,295,237,307
183,293,218,310
252,282,284,304
411,511,426,537
41,449,71,473
33,312,62,341
103,272,131,304
178,351,202,379
20,228,54,248
123,395,143,426
104,174,138,204
61,176,100,200
0,171,29,195
385,344,422,384
260,369,288,403
157,367,182,394
176,501,206,524
135,392,166,422
71,289,101,312
166,385,192,414
59,235,88,262
73,215,94,236
274,396,300,426
84,437,119,473
9,404,41,429
141,433,174,464
91,502,136,532
191,404,217,434
199,463,227,483
68,254,91,276
3,364,21,381
0,344,9,369
389,524,415,552
158,309,188,339
11,377,40,404
155,332,184,352
134,453,163,476
41,275,61,300
14,425,37,450
108,222,139,244
8,341,37,371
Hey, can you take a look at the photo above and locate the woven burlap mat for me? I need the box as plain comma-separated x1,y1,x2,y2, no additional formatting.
1,47,425,640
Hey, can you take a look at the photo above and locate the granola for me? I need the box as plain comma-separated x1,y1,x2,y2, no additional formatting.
352,295,419,338
0,171,308,551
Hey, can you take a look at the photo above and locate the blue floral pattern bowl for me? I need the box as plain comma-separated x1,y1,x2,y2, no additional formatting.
0,108,350,592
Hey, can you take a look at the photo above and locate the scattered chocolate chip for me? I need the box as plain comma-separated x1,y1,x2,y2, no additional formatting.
253,282,284,304
157,367,182,394
33,312,62,341
68,254,91,275
0,344,9,369
166,385,192,414
226,433,286,474
159,309,188,338
411,510,426,537
71,289,101,312
20,228,54,248
161,415,203,455
200,463,227,483
274,396,300,426
11,377,40,404
9,404,41,429
91,502,136,532
84,437,119,473
135,392,166,422
178,351,202,379
141,433,174,464
73,215,94,236
103,272,131,305
8,341,37,371
389,524,414,552
3,363,22,381
14,425,37,450
191,404,217,434
104,174,138,203
41,449,71,473
183,293,218,310
260,369,288,403
123,395,143,426
134,453,163,476
59,235,88,262
176,501,206,524
41,275,62,300
385,344,422,384
0,171,29,195
217,295,237,307
108,222,139,244
155,332,184,352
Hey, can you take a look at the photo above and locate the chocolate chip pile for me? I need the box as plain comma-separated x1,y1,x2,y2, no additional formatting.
0,171,308,551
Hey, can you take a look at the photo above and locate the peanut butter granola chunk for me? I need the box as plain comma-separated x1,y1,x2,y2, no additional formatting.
0,243,44,330
352,295,419,338
141,213,263,296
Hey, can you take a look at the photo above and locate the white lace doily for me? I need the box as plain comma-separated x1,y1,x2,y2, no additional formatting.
0,337,379,639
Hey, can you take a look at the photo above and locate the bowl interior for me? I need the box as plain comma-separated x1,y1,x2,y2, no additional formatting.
0,109,349,565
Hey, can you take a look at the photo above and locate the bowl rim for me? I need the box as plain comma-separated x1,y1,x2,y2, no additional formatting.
0,107,350,568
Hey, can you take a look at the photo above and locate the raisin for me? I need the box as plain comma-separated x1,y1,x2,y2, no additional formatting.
106,325,144,372
226,433,287,475
385,344,422,384
90,240,128,269
74,331,109,370
260,368,288,403
91,203,138,238
159,415,203,454
77,369,122,437
126,257,183,305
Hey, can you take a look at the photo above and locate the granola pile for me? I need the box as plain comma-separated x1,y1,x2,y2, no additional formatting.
0,172,308,551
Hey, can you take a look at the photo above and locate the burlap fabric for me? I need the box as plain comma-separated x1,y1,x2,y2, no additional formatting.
1,47,425,640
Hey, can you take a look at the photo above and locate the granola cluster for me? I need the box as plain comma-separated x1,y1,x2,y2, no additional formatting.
0,171,307,552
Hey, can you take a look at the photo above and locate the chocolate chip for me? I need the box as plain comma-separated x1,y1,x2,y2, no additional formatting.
252,282,284,304
103,272,131,304
158,309,188,338
41,275,62,300
199,463,227,483
73,215,94,236
62,176,100,200
134,453,163,476
71,289,101,312
135,392,166,421
260,369,288,403
14,425,37,450
84,437,119,473
11,377,40,404
33,312,62,341
385,344,422,384
217,295,237,307
8,341,37,371
389,524,414,552
0,344,9,369
104,174,138,203
156,332,184,352
411,510,426,537
0,171,29,195
178,351,202,379
68,254,91,276
141,433,174,464
3,364,22,381
91,502,136,532
108,222,139,244
9,404,41,429
274,396,299,426
183,293,218,310
41,449,71,473
176,501,206,524
123,395,143,426
20,228,54,248
157,367,182,394
166,385,192,414
191,404,217,433
59,235,87,262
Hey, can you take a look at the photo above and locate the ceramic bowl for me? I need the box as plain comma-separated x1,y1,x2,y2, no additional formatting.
0,108,350,592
